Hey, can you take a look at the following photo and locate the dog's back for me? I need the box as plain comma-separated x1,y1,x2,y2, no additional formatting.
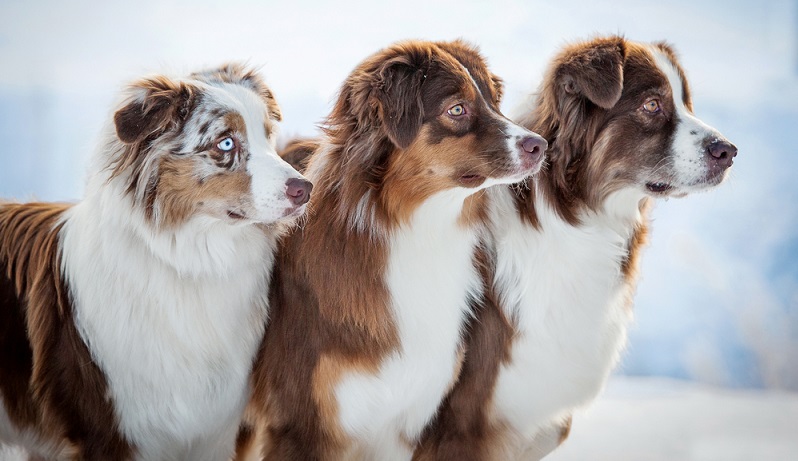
0,202,130,459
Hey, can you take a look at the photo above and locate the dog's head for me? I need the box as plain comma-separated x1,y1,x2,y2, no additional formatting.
315,39,546,227
109,63,311,228
526,36,736,211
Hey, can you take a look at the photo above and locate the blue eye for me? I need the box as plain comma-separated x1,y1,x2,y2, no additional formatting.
447,104,465,116
216,137,236,152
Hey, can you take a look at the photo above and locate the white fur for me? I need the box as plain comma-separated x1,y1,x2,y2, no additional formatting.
60,175,276,460
334,188,483,459
216,83,301,223
488,184,644,458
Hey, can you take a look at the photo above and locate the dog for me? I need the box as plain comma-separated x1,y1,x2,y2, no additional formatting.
414,36,737,460
246,39,546,461
0,63,311,460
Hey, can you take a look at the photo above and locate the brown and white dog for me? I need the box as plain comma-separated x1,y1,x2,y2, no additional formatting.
414,36,737,460
0,64,311,460
247,40,546,460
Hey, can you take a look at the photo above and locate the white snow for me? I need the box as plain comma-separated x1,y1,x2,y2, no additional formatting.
3,377,795,460
547,376,798,461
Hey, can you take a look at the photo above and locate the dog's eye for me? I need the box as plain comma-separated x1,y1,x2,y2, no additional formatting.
447,104,466,117
216,137,236,152
642,99,661,114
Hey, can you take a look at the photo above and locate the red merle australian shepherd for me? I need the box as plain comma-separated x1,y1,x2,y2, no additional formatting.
0,64,311,460
415,36,737,460
246,40,546,461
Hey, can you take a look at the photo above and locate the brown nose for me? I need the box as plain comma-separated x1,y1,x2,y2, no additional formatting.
518,135,547,169
707,140,737,169
285,178,313,206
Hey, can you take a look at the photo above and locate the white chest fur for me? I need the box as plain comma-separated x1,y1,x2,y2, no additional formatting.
489,186,644,442
59,192,275,461
334,190,481,459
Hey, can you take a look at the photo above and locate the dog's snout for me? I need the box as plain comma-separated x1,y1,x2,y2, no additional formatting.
285,178,313,206
518,135,547,169
706,140,737,170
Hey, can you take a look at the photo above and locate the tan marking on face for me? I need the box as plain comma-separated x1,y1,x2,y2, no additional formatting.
156,156,252,228
380,128,495,227
223,112,247,138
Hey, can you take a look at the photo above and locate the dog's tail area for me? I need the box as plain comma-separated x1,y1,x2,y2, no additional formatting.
279,138,320,174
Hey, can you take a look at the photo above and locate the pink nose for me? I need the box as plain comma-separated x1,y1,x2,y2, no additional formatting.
518,135,547,168
285,178,313,206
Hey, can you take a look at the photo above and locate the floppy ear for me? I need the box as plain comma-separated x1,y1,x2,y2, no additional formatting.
114,76,194,144
556,37,626,110
372,56,426,149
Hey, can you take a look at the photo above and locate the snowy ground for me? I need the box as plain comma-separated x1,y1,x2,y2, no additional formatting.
547,376,798,461
2,377,795,460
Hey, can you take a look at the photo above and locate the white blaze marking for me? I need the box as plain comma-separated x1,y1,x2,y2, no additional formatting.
648,46,724,187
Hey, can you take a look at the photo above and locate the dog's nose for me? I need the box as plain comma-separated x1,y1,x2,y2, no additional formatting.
707,140,737,169
285,178,313,206
518,135,547,168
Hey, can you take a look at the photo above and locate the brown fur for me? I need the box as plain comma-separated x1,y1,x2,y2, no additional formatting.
0,202,133,460
413,246,513,461
279,138,319,173
250,39,524,460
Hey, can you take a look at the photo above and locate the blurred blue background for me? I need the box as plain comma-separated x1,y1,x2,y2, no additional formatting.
1,0,796,390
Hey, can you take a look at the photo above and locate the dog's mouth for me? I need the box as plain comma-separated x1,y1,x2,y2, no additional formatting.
459,174,486,188
645,182,673,194
226,210,248,220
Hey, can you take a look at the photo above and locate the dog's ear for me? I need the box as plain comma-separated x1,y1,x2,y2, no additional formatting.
372,55,427,149
114,76,194,144
555,37,626,110
490,72,505,108
279,138,318,174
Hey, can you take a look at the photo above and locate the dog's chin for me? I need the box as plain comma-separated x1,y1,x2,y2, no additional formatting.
644,171,728,198
478,165,541,189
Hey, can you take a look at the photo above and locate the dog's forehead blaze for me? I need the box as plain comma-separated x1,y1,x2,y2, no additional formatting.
435,41,500,105
620,43,692,114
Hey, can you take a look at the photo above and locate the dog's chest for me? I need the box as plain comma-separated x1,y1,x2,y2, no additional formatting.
334,195,480,448
490,192,638,436
60,216,271,457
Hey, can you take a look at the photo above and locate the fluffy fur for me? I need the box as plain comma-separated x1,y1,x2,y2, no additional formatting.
0,63,311,460
414,36,737,460
247,39,546,461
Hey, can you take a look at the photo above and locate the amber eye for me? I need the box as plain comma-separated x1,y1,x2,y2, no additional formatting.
447,104,466,117
216,136,236,152
642,99,661,113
